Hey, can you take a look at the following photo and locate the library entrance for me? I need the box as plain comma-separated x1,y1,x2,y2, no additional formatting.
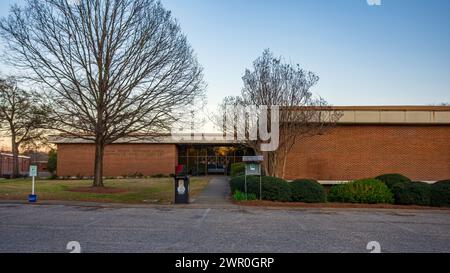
177,144,254,176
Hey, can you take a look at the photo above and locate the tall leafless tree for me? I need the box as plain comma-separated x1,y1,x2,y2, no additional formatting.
0,78,48,178
0,0,205,186
215,49,342,178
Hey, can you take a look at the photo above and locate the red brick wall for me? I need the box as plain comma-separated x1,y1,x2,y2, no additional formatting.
57,143,177,177
284,125,450,181
0,155,30,176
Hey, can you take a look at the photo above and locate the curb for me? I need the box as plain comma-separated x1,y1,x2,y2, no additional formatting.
0,199,239,210
1,199,450,213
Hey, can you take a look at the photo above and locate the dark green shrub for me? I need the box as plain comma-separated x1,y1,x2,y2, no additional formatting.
328,178,394,204
229,175,291,202
375,173,411,190
259,176,291,202
289,179,326,203
431,180,450,207
230,175,252,193
435,179,450,185
391,181,431,205
230,162,245,177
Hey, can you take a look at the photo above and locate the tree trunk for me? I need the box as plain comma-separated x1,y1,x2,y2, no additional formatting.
281,152,288,180
271,152,278,177
93,142,105,187
11,139,19,179
280,145,290,179
262,151,269,176
266,152,277,177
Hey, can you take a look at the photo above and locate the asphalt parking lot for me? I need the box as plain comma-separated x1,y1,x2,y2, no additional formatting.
0,203,449,253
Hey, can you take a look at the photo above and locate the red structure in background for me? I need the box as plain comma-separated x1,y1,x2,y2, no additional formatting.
175,164,185,176
0,153,31,177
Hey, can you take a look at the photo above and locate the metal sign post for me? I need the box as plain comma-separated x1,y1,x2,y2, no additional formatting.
242,155,264,200
28,165,38,203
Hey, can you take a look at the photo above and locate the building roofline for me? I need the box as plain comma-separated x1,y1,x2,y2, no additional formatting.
325,105,450,111
48,133,240,145
0,153,31,159
48,105,450,144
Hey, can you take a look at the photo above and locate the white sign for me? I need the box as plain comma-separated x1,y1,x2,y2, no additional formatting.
29,165,37,177
245,163,261,176
242,155,264,162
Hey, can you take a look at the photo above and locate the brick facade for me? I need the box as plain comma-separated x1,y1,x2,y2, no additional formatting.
57,143,177,177
55,125,450,181
0,153,31,177
284,125,450,181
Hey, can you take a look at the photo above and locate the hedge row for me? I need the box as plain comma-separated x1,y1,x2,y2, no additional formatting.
431,180,450,207
230,176,329,203
230,173,450,206
375,174,450,207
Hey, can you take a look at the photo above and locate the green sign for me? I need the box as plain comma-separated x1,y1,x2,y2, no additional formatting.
245,163,261,176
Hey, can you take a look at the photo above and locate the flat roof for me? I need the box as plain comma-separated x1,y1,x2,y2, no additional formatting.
48,133,238,144
0,153,31,159
326,105,450,111
330,106,450,124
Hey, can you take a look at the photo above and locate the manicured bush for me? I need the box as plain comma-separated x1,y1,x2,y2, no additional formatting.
233,190,257,201
328,178,394,204
229,175,291,202
431,180,450,207
260,176,291,202
375,173,411,190
230,175,251,193
391,181,431,205
435,179,450,185
289,179,326,203
230,162,245,177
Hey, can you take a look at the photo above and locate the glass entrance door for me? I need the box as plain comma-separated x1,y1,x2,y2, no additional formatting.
177,144,254,176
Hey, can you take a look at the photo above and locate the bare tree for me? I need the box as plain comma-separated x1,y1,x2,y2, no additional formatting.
0,0,205,186
0,78,48,178
215,49,342,178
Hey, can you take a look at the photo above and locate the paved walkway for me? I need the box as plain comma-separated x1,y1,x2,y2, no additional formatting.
193,176,232,205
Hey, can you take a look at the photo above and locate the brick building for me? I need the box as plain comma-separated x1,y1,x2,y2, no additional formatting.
0,153,31,177
50,106,450,181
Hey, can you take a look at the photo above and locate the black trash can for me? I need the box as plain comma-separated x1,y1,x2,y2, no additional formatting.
174,175,190,204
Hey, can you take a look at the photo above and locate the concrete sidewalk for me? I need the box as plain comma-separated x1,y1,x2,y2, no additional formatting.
193,176,232,205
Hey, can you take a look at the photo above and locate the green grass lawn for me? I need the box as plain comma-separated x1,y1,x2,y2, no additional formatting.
0,177,210,204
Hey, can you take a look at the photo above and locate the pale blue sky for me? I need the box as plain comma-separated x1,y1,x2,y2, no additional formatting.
0,0,449,107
